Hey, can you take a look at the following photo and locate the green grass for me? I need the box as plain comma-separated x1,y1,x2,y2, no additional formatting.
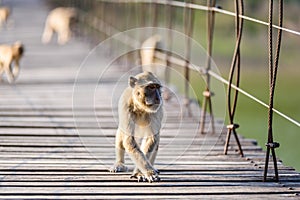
186,68,300,171
164,20,300,171
236,70,300,171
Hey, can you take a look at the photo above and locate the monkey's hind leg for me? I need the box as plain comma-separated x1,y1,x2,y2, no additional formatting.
0,64,4,82
5,64,15,83
57,29,71,45
42,24,53,44
12,60,20,79
109,129,128,173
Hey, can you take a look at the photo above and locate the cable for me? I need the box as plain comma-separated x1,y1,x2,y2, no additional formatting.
98,0,300,37
81,0,300,129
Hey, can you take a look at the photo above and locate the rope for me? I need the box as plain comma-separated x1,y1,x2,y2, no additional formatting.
199,0,216,135
224,0,244,157
165,0,173,85
263,0,283,182
79,1,299,129
98,0,300,37
183,0,194,117
152,0,158,28
205,70,299,128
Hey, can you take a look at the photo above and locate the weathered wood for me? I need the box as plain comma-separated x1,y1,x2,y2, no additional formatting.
0,0,299,199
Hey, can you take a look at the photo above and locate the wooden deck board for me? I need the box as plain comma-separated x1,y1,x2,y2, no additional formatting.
0,0,299,199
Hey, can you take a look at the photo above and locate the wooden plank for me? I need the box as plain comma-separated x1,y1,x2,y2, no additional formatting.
0,185,298,195
0,194,298,200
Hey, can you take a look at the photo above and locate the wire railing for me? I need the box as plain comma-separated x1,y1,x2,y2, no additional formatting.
62,0,299,181
96,0,300,36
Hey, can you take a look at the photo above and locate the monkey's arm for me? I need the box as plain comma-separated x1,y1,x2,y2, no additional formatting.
131,132,160,181
123,134,159,182
120,99,159,182
109,128,127,173
118,106,154,173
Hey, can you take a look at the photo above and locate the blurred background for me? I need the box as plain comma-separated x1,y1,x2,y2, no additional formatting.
1,0,299,171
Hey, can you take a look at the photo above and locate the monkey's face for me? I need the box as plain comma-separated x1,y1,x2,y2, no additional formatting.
136,83,162,113
130,72,163,113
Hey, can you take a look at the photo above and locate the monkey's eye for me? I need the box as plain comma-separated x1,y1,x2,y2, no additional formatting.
148,84,159,90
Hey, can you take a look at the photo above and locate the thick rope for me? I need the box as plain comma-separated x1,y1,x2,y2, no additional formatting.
224,0,244,157
152,0,158,28
264,0,283,182
165,0,173,85
199,0,216,135
183,0,194,117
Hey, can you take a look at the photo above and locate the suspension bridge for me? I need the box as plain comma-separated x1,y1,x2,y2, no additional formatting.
0,0,299,199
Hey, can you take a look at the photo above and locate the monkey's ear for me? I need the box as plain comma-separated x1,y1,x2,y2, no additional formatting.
129,76,138,88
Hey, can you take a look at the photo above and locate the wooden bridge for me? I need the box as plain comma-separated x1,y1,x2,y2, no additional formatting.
0,0,299,199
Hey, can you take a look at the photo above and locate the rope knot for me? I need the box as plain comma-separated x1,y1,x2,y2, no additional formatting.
183,97,190,106
265,142,280,149
226,123,239,130
203,91,214,97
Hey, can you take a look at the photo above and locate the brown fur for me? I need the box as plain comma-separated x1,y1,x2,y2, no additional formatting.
0,42,24,83
110,71,163,183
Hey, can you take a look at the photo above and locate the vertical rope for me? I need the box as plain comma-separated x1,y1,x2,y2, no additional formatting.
124,1,131,69
139,2,146,30
152,0,158,28
183,0,194,117
165,0,173,87
199,0,216,134
264,0,283,182
224,0,244,157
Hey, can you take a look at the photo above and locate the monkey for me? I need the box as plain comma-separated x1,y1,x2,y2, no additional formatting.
0,6,10,29
110,71,163,183
0,41,24,83
42,7,77,45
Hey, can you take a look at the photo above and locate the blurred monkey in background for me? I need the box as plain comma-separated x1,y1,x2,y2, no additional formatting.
0,41,24,83
42,7,77,45
0,6,10,29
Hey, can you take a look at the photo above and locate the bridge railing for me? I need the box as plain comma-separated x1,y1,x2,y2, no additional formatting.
52,0,300,182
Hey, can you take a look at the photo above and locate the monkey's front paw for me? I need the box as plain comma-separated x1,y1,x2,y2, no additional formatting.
109,163,128,173
144,170,160,183
131,169,160,183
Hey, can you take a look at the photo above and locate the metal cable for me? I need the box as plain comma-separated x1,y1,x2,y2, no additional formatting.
99,0,300,37
205,70,299,127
